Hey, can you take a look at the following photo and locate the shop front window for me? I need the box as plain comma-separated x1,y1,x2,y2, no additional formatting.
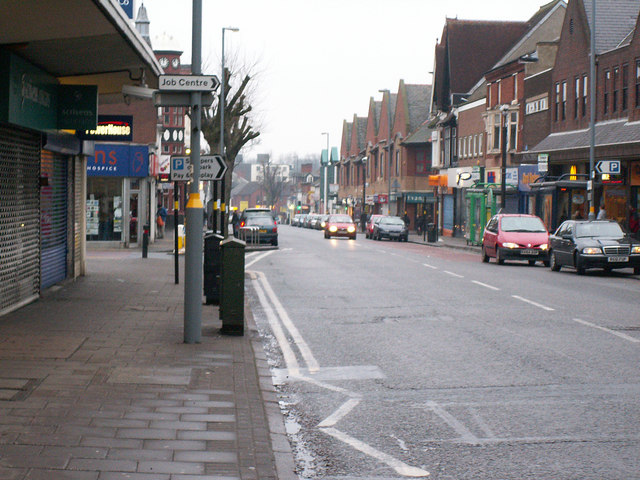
87,177,123,241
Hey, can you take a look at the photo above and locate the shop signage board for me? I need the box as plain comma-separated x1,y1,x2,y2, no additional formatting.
538,153,549,172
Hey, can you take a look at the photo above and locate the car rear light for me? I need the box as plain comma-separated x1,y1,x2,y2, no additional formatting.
240,221,245,228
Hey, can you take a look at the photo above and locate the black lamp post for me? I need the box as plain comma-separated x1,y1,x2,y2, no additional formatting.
500,105,509,211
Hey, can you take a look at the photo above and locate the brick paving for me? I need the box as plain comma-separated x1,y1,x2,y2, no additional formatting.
0,236,296,480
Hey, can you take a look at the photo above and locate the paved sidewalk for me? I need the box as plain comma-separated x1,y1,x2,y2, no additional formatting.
0,235,297,480
408,232,481,253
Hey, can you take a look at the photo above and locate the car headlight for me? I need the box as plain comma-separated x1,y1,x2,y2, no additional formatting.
347,226,356,233
502,242,519,249
329,226,338,233
321,222,326,228
539,243,548,251
632,246,640,254
582,247,602,255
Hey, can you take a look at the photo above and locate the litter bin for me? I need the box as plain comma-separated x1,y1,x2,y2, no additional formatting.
427,223,438,242
220,237,246,335
204,233,224,305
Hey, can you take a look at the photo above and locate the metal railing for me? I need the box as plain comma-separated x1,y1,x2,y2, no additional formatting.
238,226,260,244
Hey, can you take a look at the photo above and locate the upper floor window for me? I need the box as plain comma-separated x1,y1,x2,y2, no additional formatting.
582,74,588,116
554,83,560,121
622,64,629,111
561,81,567,120
508,112,518,150
574,77,580,119
636,60,640,108
604,69,610,114
613,66,620,112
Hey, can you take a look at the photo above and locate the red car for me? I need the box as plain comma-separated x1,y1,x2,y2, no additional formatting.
482,214,550,266
365,214,383,239
324,214,357,240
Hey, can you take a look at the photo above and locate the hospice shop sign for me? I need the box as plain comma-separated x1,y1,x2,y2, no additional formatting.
88,144,149,177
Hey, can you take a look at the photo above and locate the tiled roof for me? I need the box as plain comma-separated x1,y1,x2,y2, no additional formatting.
529,119,640,153
403,120,434,145
356,116,368,152
582,0,640,53
405,84,432,133
445,19,528,95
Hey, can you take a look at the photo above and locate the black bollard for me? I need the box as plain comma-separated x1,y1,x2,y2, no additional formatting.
142,224,149,258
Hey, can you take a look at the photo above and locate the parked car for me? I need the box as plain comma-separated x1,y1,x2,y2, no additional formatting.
238,215,278,246
317,214,329,230
548,219,640,275
294,214,308,227
324,214,357,240
365,214,384,239
308,213,323,229
481,214,550,266
372,216,409,242
302,214,317,229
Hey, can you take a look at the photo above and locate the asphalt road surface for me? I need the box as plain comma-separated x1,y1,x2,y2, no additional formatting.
246,224,640,480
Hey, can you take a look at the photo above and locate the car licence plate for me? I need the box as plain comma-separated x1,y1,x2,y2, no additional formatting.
521,249,538,255
259,229,267,234
608,256,629,262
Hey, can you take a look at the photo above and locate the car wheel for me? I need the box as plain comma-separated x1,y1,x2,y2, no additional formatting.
634,267,640,275
543,260,550,268
350,235,356,240
324,232,329,239
550,251,561,271
496,248,505,265
575,253,585,275
528,260,536,266
481,246,490,263
271,238,278,247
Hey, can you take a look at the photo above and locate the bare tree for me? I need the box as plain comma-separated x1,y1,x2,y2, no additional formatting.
257,154,288,210
201,63,260,235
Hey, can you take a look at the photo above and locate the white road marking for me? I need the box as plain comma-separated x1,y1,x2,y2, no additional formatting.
426,401,479,445
320,427,430,477
317,398,361,427
245,250,276,268
444,270,464,278
471,280,500,291
257,272,320,373
511,295,555,311
573,318,640,344
422,264,437,270
251,273,300,375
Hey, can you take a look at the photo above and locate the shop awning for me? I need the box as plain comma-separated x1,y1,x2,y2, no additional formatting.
0,0,162,94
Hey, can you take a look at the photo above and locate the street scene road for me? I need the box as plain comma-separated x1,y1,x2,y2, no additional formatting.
247,225,640,480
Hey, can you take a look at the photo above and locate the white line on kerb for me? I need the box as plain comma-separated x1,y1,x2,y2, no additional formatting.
320,427,430,477
423,264,437,270
471,280,500,291
573,318,640,344
511,295,555,311
444,270,464,278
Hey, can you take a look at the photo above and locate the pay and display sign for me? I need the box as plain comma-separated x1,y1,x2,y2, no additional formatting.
170,155,227,181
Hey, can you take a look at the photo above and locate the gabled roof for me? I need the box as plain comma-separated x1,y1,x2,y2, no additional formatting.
356,116,368,152
403,120,434,145
445,19,528,94
582,0,640,53
405,84,432,133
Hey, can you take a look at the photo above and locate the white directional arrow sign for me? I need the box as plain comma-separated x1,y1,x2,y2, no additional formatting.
595,160,621,175
159,74,220,92
200,155,227,181
170,155,227,181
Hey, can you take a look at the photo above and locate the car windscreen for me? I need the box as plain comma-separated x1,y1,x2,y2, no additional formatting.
330,215,353,223
380,217,405,225
576,222,624,238
500,216,546,232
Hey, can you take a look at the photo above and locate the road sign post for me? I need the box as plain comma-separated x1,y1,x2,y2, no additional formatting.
170,155,227,182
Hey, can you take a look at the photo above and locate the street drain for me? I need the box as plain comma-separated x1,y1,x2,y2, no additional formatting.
0,378,42,401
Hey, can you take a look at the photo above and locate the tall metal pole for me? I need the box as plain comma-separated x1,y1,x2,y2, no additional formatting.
501,108,508,210
322,132,329,214
379,89,392,215
174,181,179,284
588,0,596,219
184,0,203,344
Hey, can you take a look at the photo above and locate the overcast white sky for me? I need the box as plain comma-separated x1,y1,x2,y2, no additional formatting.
142,0,550,160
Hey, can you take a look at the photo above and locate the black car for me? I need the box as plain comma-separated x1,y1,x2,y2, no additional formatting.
548,220,640,275
238,215,278,246
372,216,409,242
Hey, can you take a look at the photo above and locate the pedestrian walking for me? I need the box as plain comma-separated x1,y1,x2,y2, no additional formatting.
597,202,607,220
156,205,167,238
402,211,410,228
231,210,240,237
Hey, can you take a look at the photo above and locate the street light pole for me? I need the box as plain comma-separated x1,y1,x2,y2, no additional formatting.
321,132,329,214
219,27,239,234
500,105,509,211
379,89,393,215
588,0,596,219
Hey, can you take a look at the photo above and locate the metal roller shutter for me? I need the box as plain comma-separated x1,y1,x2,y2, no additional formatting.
40,150,68,289
73,157,84,277
0,124,41,315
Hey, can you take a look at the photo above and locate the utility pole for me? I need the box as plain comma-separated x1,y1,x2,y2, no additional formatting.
184,0,203,344
588,0,596,219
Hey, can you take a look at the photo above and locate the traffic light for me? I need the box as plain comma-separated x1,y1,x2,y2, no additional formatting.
296,200,301,211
